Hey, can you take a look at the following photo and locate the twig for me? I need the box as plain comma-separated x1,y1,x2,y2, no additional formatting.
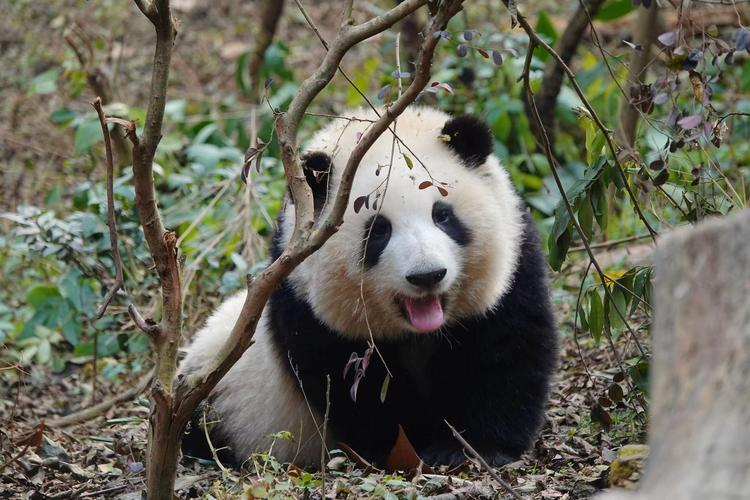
444,420,522,500
46,369,153,427
568,233,653,253
93,97,125,320
202,405,231,476
127,303,161,337
521,35,648,414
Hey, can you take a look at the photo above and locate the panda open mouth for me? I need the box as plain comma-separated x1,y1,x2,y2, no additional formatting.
400,295,445,333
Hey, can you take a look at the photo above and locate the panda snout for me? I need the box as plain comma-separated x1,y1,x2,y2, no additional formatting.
406,268,447,289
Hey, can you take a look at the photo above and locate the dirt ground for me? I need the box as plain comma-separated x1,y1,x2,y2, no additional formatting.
0,329,648,499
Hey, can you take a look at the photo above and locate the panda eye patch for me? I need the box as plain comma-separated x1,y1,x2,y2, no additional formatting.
362,215,392,268
432,201,471,246
432,203,454,225
369,216,391,239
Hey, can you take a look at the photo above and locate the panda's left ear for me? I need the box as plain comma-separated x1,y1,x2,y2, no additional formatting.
440,115,494,168
301,151,332,213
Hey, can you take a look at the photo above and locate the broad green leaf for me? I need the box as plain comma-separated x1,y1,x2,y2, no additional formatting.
74,118,105,155
535,12,558,61
595,0,634,21
588,289,604,344
49,107,77,125
548,206,571,271
26,285,62,308
28,68,59,95
578,197,595,240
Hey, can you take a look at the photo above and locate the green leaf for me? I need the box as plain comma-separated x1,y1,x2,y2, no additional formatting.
578,197,595,240
50,107,77,125
27,285,62,308
591,179,609,232
28,68,59,95
607,287,628,333
380,374,391,403
588,289,604,344
74,118,104,155
235,50,251,97
595,0,634,21
629,359,650,395
548,206,571,271
535,12,559,60
403,154,414,170
631,267,651,314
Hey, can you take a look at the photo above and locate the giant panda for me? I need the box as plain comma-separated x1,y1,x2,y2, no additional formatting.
179,106,558,469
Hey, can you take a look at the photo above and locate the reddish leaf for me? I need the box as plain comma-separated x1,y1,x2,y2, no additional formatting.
418,181,432,190
353,196,367,213
437,186,448,197
608,383,624,403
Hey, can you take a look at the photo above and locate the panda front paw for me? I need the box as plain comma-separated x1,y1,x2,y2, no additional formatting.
420,443,515,468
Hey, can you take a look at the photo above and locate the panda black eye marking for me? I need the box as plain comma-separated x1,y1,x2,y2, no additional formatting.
432,201,471,246
362,215,392,268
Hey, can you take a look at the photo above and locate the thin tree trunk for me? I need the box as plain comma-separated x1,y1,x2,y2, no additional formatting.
527,0,606,146
616,3,660,149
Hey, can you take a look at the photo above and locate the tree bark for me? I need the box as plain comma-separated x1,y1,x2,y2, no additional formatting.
526,0,606,146
599,209,750,499
616,2,661,149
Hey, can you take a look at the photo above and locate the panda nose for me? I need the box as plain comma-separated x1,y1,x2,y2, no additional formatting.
406,268,447,289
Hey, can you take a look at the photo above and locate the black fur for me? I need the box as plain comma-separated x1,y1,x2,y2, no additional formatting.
301,151,332,213
262,211,558,467
432,201,471,247
363,215,393,269
441,115,494,168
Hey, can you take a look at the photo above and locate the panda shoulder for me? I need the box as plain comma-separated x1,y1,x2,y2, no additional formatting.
180,291,248,371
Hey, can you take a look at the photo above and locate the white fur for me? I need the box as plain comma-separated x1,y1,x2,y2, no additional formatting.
280,106,524,339
180,292,325,464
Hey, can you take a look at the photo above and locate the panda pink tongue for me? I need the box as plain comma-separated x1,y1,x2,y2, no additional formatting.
403,295,444,333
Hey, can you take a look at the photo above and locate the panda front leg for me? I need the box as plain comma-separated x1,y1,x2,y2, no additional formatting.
416,320,557,468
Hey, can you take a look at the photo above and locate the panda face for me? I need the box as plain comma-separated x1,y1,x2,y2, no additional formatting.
360,197,469,333
281,107,524,339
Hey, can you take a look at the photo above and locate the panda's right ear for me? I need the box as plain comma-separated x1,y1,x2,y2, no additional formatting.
301,151,332,213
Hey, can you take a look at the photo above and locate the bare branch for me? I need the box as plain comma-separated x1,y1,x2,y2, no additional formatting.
92,97,125,320
444,420,522,500
128,303,161,338
309,1,462,251
47,369,154,428
134,0,156,20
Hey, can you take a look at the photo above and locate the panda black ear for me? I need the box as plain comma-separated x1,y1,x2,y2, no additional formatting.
440,115,494,168
301,151,332,213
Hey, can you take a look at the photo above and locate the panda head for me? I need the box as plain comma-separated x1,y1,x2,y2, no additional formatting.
280,107,524,339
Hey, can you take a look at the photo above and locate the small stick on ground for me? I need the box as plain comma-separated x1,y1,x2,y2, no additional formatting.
47,369,154,428
444,420,522,500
